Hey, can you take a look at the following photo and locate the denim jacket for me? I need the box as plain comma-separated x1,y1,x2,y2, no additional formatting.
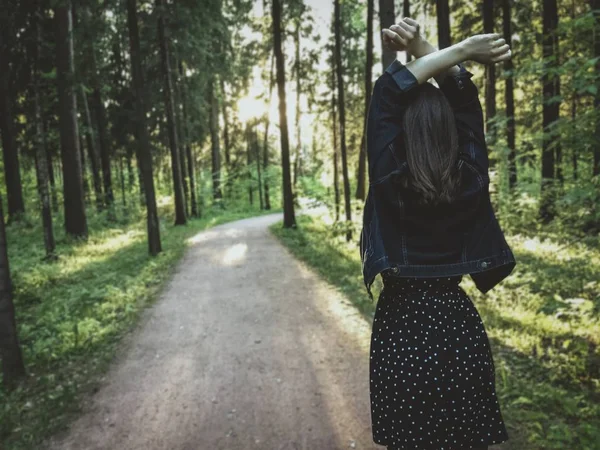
359,60,517,301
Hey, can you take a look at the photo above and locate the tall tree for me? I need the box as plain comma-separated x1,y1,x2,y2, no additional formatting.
436,0,451,49
331,77,341,222
156,0,186,225
262,54,275,211
209,77,223,201
79,86,104,211
540,0,560,222
503,0,517,188
55,2,88,238
179,61,198,217
0,19,25,221
32,5,56,259
334,0,352,242
356,0,374,201
483,0,497,155
379,0,396,70
127,0,162,255
293,19,302,188
0,193,25,389
591,0,600,176
272,0,296,228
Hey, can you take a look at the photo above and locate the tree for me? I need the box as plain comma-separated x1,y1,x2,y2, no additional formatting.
503,0,517,188
126,0,162,255
0,193,25,388
272,0,296,228
334,0,352,242
209,76,223,202
483,0,497,156
540,0,560,222
436,0,451,49
356,0,373,201
32,4,56,259
55,2,88,239
0,9,25,221
591,0,600,176
379,0,396,70
156,0,186,225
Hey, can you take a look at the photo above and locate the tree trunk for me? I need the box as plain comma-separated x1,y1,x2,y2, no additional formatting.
540,0,560,222
272,0,296,228
55,2,88,238
379,0,396,71
127,0,162,254
179,61,198,217
503,0,517,189
293,21,302,188
483,0,497,160
209,77,223,202
0,19,25,221
0,63,25,221
157,0,186,225
356,0,374,201
263,53,274,211
332,88,340,222
436,0,452,49
254,125,264,210
90,50,115,217
33,4,56,259
591,0,600,176
334,0,352,241
403,0,412,62
246,125,254,206
221,78,231,168
80,86,104,211
44,119,59,213
172,54,189,218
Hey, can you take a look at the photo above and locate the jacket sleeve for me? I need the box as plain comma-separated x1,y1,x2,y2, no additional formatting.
438,64,489,173
366,60,419,184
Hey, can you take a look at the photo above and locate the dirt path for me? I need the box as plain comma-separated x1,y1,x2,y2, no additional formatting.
45,213,381,450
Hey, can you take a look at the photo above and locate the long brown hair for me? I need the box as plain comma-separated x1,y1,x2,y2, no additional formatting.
398,82,462,206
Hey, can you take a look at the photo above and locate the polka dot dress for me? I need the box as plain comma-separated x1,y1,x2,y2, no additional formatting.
369,273,509,450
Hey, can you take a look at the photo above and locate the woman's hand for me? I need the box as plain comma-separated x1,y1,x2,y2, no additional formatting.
461,33,512,64
382,17,423,54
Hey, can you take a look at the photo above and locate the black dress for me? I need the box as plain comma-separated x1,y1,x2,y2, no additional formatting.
369,272,509,450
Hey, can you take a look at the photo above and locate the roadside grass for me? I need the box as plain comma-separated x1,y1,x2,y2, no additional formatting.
0,198,280,450
270,213,600,450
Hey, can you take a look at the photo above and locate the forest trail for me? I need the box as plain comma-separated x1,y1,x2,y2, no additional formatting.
44,213,381,450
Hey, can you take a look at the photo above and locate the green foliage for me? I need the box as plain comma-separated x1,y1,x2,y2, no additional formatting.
0,198,279,450
271,213,600,449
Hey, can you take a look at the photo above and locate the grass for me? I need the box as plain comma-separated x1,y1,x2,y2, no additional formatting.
270,213,600,450
0,197,280,450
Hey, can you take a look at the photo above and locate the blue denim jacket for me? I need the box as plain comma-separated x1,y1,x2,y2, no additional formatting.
359,60,517,301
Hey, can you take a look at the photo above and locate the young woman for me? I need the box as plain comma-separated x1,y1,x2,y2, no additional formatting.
360,18,516,450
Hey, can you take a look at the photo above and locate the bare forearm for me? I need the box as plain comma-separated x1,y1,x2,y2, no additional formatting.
409,39,461,85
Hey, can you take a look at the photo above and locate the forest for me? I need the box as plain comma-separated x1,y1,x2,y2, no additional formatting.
0,0,599,449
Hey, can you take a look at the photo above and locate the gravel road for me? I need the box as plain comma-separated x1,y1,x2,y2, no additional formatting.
44,213,381,450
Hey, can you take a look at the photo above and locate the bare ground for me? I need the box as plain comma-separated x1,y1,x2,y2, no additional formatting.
44,213,381,450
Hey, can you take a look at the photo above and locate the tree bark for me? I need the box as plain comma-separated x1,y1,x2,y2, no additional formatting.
272,0,296,228
332,87,340,223
591,0,600,176
503,0,517,189
179,60,198,217
483,0,497,159
209,77,223,202
253,125,264,210
33,2,56,259
379,0,396,71
157,0,186,225
403,0,412,62
127,0,162,254
0,15,25,221
263,53,274,211
356,0,374,201
293,21,302,188
436,0,452,49
334,0,352,242
55,2,88,238
80,86,104,211
540,0,560,222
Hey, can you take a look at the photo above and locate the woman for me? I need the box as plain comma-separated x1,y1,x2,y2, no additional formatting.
360,18,516,450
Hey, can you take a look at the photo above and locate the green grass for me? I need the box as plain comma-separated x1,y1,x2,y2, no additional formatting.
0,198,280,450
270,214,600,450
